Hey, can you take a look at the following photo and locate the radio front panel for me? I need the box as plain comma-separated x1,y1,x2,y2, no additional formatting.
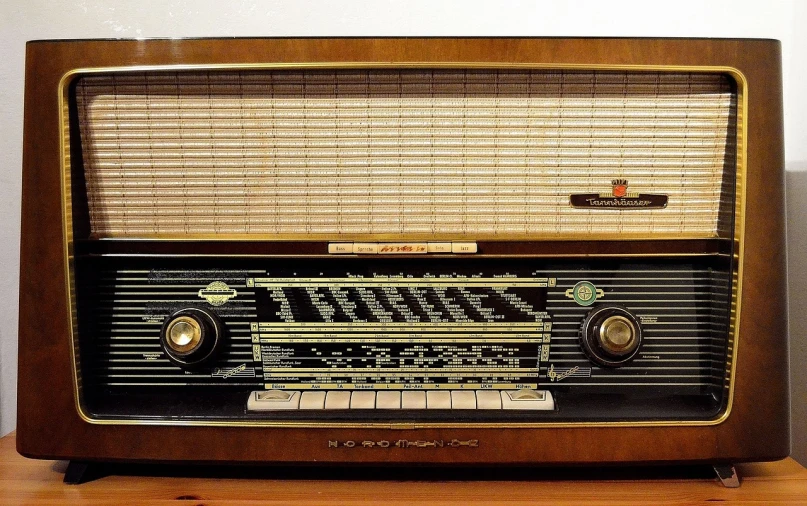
74,256,731,423
63,63,743,427
73,68,737,240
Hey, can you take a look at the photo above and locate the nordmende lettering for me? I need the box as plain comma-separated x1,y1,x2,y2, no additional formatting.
328,439,480,449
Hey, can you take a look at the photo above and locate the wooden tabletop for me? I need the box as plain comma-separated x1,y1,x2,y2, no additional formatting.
2,433,806,505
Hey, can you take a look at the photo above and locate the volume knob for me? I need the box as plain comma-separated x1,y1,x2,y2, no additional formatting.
580,306,642,367
160,308,226,368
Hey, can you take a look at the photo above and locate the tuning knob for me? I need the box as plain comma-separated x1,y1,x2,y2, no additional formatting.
160,308,226,368
580,305,642,367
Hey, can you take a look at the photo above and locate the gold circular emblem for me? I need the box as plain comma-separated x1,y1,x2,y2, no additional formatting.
198,281,237,306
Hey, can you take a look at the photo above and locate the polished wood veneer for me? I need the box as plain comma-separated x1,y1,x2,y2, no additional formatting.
3,433,807,504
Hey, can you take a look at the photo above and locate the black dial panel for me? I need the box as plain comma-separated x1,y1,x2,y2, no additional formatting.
75,256,731,421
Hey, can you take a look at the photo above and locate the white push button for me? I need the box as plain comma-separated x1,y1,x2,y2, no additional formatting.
475,390,502,409
353,243,378,254
451,241,478,254
324,391,351,409
247,390,301,411
500,389,555,410
510,390,543,400
376,391,401,409
427,242,452,253
350,391,376,409
299,391,327,409
401,391,426,409
451,390,477,409
258,390,291,401
426,391,452,409
328,243,354,254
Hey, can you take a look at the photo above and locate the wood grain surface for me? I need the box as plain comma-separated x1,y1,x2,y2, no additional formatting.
2,433,806,505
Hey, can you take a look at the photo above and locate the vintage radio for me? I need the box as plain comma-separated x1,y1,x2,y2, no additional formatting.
17,38,788,484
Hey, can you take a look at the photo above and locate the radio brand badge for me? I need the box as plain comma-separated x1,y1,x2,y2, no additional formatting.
612,179,628,198
570,179,668,209
198,281,237,306
566,281,603,306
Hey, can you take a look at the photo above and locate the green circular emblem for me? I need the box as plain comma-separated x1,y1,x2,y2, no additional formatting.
572,281,598,306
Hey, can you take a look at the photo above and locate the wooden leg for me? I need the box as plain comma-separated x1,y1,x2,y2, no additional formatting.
63,461,93,485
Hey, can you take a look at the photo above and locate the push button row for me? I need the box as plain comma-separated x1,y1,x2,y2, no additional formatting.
328,242,478,255
247,389,554,411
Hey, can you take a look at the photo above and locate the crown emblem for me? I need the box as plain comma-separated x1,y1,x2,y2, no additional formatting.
570,178,667,209
611,179,628,198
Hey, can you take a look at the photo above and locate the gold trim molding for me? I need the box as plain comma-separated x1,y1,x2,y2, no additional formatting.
59,61,748,429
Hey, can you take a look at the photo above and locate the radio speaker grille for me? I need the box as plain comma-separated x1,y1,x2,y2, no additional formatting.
74,69,737,239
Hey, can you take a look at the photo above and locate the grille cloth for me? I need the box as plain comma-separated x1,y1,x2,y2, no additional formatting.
75,69,737,239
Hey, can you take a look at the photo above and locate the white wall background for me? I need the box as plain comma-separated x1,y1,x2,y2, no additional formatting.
1,0,805,463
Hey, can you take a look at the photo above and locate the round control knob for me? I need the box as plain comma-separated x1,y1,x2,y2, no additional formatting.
166,316,202,353
580,305,642,367
160,308,226,368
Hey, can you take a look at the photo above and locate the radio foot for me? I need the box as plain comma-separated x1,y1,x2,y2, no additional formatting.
713,465,740,488
63,461,98,484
